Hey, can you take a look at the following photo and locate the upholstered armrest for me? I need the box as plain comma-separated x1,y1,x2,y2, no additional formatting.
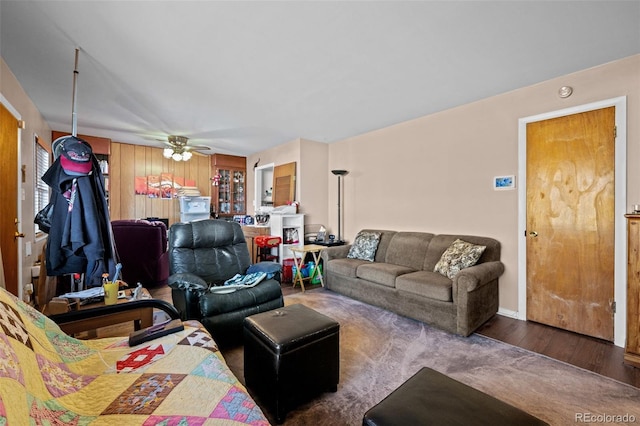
168,273,210,321
168,273,209,292
452,261,505,300
247,262,282,283
200,279,282,316
321,245,352,262
50,299,180,335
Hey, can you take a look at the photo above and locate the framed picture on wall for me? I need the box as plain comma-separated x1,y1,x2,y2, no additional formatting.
493,175,516,190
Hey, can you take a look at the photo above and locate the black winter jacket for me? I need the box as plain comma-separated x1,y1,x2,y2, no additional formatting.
43,156,116,287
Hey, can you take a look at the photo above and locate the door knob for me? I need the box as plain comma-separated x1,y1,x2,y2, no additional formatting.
528,231,538,237
14,218,24,239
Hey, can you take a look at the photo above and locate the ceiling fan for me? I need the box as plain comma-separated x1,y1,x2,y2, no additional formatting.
161,135,212,161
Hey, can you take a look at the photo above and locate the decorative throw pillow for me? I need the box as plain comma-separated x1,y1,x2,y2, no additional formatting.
434,239,486,279
347,231,382,262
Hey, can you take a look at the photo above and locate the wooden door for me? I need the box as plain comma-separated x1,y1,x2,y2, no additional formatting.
273,162,296,207
0,103,20,296
526,106,615,341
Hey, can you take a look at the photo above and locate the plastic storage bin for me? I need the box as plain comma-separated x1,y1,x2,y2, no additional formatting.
179,196,211,222
282,258,295,283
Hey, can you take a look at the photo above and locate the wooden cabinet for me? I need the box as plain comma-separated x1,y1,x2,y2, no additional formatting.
242,225,271,264
212,154,246,217
625,214,640,368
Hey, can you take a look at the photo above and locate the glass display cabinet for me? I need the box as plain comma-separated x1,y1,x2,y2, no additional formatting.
212,154,246,217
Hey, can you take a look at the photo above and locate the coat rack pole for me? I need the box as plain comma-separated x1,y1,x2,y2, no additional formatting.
71,48,80,137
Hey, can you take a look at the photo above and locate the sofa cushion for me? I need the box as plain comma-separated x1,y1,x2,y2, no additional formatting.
327,258,369,278
424,235,501,271
385,232,434,270
357,229,398,262
348,231,382,261
357,263,415,288
434,239,487,279
396,270,453,302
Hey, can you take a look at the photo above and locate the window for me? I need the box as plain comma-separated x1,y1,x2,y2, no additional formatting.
34,137,50,234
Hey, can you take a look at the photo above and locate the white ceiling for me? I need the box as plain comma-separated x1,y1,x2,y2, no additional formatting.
2,1,639,156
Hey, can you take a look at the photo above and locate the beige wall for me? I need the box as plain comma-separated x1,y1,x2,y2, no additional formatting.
1,57,52,295
298,139,329,229
328,54,640,312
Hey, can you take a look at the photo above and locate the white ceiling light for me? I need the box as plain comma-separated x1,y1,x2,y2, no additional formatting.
558,86,573,98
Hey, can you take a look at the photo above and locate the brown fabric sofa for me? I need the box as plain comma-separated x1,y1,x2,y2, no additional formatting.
321,230,504,336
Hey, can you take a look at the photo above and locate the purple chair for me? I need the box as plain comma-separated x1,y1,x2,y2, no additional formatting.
112,219,169,288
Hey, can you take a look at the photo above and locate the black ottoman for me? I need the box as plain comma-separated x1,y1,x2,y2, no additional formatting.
363,367,549,426
243,303,340,424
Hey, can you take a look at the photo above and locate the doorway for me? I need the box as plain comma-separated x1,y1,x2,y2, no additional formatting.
518,97,627,347
254,163,275,213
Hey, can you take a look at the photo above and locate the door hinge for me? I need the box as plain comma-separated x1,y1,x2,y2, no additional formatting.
612,300,616,315
614,126,617,139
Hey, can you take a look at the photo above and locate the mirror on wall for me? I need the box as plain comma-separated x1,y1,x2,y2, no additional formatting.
273,162,296,207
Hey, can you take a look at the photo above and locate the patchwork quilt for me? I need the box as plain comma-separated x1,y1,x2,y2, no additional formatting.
0,287,269,425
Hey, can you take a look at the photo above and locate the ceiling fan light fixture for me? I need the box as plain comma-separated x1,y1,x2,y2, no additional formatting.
168,135,188,147
162,135,194,161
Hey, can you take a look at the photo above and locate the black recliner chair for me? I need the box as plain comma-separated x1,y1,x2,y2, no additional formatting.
168,219,284,346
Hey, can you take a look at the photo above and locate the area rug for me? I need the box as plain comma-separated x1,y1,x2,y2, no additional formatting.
222,288,640,425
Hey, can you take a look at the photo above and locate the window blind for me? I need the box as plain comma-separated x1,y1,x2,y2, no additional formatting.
34,141,50,234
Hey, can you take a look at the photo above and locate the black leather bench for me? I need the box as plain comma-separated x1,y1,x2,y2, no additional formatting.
244,303,340,424
363,367,549,426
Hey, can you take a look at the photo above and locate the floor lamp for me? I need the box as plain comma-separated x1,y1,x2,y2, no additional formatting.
332,170,348,243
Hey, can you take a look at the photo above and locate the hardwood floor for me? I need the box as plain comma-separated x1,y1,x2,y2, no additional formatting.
476,314,640,388
149,283,640,389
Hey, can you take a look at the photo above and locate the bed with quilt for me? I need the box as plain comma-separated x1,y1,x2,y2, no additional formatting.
0,286,269,425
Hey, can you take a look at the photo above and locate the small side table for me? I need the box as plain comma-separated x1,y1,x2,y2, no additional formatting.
289,244,326,292
57,287,153,337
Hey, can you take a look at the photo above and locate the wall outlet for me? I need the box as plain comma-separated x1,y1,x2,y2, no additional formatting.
30,265,40,278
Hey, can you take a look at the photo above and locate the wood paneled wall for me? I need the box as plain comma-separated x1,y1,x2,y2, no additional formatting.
109,142,211,226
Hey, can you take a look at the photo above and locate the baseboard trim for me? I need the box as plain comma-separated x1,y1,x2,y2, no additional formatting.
497,307,521,320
